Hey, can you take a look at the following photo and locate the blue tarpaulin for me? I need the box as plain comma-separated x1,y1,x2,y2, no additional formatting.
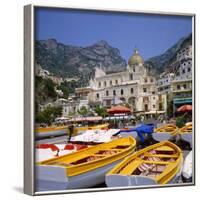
118,123,154,142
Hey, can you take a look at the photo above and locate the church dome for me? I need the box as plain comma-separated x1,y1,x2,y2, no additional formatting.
128,48,144,65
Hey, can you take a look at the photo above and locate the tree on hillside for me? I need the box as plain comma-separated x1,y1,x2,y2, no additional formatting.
35,76,58,106
35,106,62,125
44,79,57,99
57,84,69,99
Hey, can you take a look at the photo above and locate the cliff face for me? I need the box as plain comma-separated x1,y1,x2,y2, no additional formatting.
35,39,127,85
35,33,192,86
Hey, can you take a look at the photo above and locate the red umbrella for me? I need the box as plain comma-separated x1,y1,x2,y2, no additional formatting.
177,105,192,112
107,105,131,114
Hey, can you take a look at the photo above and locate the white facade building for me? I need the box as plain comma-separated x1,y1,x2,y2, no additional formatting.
157,72,175,94
156,43,192,115
88,49,167,115
157,43,192,94
176,45,192,62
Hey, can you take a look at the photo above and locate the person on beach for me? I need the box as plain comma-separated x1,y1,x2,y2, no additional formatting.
68,124,74,142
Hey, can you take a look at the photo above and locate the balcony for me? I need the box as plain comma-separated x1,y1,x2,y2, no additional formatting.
173,87,192,93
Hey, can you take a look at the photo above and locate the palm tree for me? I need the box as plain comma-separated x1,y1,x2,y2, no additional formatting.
77,106,88,117
94,105,107,117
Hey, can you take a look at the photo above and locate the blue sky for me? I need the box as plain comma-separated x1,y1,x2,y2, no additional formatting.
35,7,192,61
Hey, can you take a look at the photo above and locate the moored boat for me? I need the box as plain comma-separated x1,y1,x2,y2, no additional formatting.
70,129,120,144
106,141,183,187
178,122,192,148
152,124,178,142
182,151,192,181
36,136,136,191
73,123,109,135
35,124,109,139
35,143,88,162
35,126,68,139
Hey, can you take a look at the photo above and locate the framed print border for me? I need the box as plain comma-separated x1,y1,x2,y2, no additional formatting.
24,4,196,196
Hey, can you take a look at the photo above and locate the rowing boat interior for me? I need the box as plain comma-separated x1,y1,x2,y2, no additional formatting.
116,145,179,179
155,124,178,135
39,142,132,167
179,124,192,134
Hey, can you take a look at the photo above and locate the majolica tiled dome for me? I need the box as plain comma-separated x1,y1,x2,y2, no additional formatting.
128,48,144,65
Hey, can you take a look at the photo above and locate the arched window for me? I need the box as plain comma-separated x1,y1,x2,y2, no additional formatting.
110,80,112,86
104,81,107,87
115,80,118,85
121,89,124,95
106,90,109,96
98,82,101,88
113,90,116,96
96,93,99,98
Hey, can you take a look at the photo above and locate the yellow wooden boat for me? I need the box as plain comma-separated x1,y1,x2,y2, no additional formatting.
36,136,136,191
178,122,192,148
35,126,68,139
35,124,109,139
152,124,178,142
106,141,183,187
72,123,109,135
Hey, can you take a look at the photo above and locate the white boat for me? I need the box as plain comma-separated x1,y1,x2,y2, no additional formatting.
182,151,192,181
35,126,67,139
106,141,183,187
35,144,88,162
35,137,136,191
70,129,120,143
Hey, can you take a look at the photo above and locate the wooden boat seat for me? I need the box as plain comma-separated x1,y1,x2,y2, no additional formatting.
143,160,170,165
70,155,106,164
144,154,178,159
110,148,123,151
154,146,176,152
112,145,130,149
96,149,122,155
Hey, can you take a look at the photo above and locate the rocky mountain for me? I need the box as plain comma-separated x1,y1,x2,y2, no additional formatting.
35,39,127,86
145,33,192,74
35,33,192,86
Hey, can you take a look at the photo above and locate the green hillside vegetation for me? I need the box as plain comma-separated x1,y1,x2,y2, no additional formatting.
36,106,62,125
35,76,57,103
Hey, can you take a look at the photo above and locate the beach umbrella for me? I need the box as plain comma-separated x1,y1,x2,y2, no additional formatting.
107,105,131,114
177,105,192,113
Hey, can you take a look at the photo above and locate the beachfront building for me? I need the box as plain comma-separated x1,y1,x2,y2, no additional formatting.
172,46,192,112
60,89,93,117
156,44,192,114
157,72,175,94
62,101,79,117
88,48,167,116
